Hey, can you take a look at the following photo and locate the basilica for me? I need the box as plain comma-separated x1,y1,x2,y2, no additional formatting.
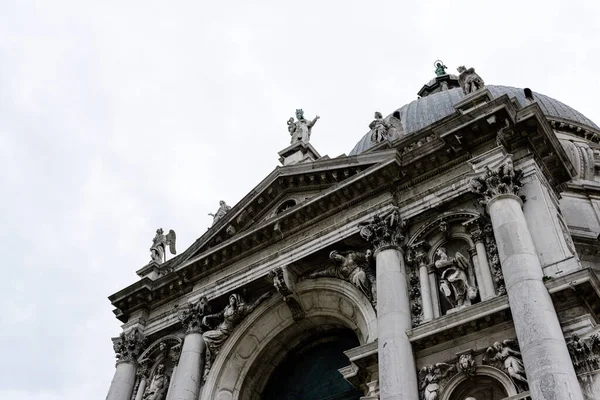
106,64,600,400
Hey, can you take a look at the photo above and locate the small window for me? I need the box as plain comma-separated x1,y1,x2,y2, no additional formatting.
276,199,297,214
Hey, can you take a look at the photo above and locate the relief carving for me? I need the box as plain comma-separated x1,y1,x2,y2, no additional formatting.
419,362,455,400
483,339,528,393
309,250,377,307
458,352,476,378
201,292,272,380
566,333,600,374
269,266,305,320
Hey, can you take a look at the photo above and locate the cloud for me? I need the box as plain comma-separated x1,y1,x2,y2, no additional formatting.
0,0,598,399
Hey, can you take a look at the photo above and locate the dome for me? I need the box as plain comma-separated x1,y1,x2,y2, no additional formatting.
349,85,599,156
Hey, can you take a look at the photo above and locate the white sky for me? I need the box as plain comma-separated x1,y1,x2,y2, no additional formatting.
1,1,599,399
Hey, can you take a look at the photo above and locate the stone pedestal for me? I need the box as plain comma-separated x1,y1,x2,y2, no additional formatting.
107,361,138,400
278,141,321,166
168,332,205,400
487,194,583,400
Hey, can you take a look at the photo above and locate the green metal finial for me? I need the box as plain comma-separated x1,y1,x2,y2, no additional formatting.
434,60,447,76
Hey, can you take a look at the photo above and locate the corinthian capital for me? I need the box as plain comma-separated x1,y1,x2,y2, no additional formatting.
470,162,525,206
358,207,407,252
178,296,211,334
112,328,147,363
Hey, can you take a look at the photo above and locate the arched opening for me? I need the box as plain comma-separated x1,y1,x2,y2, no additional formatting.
261,329,361,400
448,375,508,400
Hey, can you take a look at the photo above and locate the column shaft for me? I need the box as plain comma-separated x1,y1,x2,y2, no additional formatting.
428,269,440,318
475,241,496,300
488,195,583,400
106,361,138,400
134,377,147,400
419,263,433,321
375,247,418,400
470,250,486,300
168,332,205,400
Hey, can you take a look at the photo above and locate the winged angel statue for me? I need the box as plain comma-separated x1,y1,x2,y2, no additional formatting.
418,363,455,400
150,228,176,264
484,339,528,392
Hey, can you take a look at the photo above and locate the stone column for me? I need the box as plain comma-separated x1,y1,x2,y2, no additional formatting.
168,299,208,400
410,242,433,322
134,375,147,400
359,207,419,400
470,228,496,300
428,266,441,318
106,329,147,400
472,163,583,400
165,344,181,400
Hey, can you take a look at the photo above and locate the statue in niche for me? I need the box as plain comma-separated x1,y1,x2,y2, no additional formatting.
309,250,377,306
208,200,231,225
434,248,477,312
143,364,168,400
484,340,528,392
369,111,391,144
457,66,485,95
150,229,177,264
201,292,272,379
288,108,319,144
419,363,455,400
434,60,448,76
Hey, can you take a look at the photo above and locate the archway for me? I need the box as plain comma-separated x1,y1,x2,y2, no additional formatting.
261,329,362,400
441,366,518,400
202,278,377,400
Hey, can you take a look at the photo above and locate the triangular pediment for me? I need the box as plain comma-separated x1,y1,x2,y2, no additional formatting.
169,150,399,270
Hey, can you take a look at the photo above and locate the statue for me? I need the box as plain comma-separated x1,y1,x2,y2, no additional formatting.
142,364,168,400
369,112,391,144
201,292,272,379
566,333,600,373
434,248,477,312
434,60,447,76
484,340,528,392
150,229,176,264
288,109,319,144
208,200,231,225
419,363,455,400
309,250,376,306
457,66,485,95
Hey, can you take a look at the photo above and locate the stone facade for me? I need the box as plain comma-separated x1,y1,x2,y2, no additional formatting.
106,69,600,400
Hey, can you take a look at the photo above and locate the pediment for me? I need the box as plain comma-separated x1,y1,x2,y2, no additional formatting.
169,150,399,270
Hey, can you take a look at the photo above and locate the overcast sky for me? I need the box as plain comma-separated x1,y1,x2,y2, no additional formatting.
1,1,599,399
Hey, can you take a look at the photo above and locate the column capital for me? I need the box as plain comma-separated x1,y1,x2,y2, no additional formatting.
178,296,211,334
470,162,526,209
358,207,407,253
112,328,147,364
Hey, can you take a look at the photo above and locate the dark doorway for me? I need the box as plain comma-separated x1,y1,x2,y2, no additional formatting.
449,375,509,400
261,331,362,400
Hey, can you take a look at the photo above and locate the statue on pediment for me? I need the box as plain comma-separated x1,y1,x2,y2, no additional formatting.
150,229,176,264
434,248,477,312
142,364,168,400
288,109,319,144
369,111,391,144
209,200,231,225
457,66,485,95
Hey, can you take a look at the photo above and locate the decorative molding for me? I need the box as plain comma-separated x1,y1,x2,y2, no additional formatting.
178,296,212,334
112,328,147,363
470,162,526,207
358,207,407,253
483,223,506,295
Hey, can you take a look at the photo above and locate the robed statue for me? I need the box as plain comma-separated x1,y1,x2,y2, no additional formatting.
434,248,477,312
209,200,231,225
457,65,485,95
142,364,168,400
150,229,176,264
288,109,319,144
